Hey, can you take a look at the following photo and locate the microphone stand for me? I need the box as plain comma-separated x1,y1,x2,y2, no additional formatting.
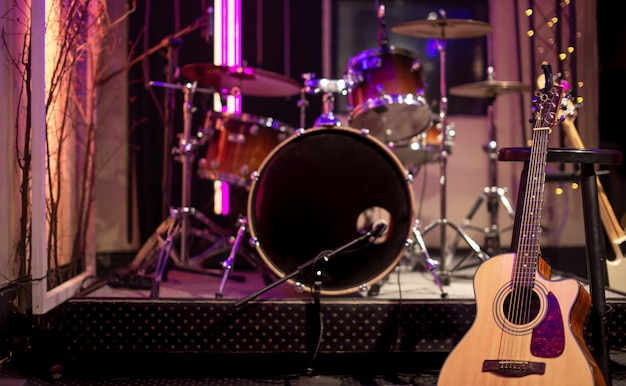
234,224,385,386
161,38,181,218
234,223,386,308
95,14,209,86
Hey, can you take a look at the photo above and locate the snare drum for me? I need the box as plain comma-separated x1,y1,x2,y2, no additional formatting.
346,46,432,141
199,111,294,187
247,127,415,295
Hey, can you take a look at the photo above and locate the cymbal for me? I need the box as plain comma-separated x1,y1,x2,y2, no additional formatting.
391,18,493,39
181,63,301,97
449,80,531,99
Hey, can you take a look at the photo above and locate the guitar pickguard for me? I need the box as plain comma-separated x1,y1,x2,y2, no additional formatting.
531,291,565,358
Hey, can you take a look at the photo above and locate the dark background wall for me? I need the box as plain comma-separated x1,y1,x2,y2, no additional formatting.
598,0,626,225
126,0,491,244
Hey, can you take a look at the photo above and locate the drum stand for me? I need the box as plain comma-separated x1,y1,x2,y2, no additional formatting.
419,11,490,285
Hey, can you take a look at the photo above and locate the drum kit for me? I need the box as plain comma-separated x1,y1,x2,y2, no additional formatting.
136,6,532,299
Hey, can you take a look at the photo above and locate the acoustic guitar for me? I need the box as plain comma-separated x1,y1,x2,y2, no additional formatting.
437,65,606,386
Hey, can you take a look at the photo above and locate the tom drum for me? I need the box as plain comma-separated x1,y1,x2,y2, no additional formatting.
346,46,432,142
200,111,294,187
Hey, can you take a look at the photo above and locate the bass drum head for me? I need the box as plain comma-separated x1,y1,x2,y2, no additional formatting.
248,127,414,295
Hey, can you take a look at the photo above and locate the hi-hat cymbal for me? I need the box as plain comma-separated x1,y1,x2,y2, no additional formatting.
391,18,493,39
449,80,531,99
181,63,301,97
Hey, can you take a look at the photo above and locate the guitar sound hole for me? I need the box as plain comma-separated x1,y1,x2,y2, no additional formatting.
502,287,541,325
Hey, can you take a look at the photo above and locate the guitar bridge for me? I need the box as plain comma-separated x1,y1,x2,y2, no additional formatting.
482,360,546,377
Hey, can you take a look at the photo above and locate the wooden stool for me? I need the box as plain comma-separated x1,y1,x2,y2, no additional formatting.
499,147,622,384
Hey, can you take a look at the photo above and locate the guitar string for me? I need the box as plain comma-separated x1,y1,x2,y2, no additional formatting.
500,93,554,369
498,102,539,367
515,107,546,367
520,98,552,365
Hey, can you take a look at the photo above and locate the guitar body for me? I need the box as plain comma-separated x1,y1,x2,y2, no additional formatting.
607,254,626,293
437,252,605,385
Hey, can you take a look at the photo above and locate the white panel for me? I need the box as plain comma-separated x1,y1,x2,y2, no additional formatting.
95,1,138,253
30,0,51,315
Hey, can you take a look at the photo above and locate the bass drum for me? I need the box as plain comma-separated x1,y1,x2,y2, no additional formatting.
247,127,415,295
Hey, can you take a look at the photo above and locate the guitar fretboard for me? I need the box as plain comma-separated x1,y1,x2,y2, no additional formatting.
513,82,563,288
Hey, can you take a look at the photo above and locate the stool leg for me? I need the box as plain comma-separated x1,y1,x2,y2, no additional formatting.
581,163,611,384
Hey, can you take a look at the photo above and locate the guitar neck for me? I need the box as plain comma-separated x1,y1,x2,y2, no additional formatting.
560,115,626,258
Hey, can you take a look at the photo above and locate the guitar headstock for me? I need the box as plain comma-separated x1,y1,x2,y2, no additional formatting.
531,64,565,129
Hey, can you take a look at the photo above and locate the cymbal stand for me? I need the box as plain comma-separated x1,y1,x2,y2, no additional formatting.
448,73,516,265
411,219,447,298
420,10,489,284
146,81,244,297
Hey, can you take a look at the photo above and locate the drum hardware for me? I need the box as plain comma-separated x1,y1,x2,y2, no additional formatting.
138,81,250,297
446,67,531,262
411,219,447,297
196,110,293,297
302,73,349,127
296,85,310,130
181,63,301,97
367,216,448,298
392,10,493,284
215,216,248,299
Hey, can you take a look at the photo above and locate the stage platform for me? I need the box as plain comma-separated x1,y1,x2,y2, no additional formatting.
5,248,626,385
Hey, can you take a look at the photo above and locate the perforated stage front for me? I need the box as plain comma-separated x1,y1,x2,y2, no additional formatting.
18,252,623,382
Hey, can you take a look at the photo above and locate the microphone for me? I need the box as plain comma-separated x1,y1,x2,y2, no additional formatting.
370,219,388,239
